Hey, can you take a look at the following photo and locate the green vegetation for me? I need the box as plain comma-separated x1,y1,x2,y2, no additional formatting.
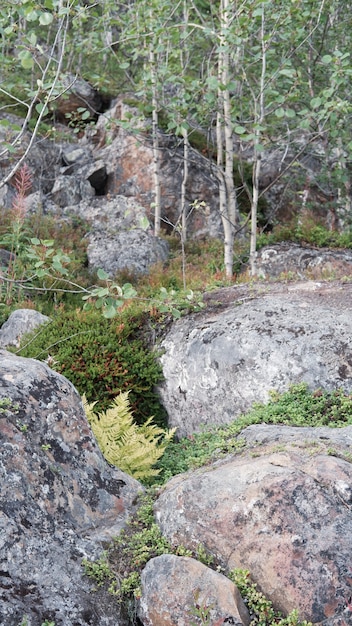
256,220,352,251
156,383,352,484
83,392,175,480
17,306,167,426
1,1,352,623
230,570,312,626
82,383,352,623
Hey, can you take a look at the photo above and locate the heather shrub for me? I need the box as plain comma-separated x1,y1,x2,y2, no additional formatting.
17,307,167,426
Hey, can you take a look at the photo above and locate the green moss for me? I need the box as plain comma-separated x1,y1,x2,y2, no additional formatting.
156,383,352,483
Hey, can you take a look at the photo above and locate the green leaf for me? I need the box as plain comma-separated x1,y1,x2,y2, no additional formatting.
39,12,54,25
30,237,41,245
103,305,118,319
139,215,150,230
310,97,322,109
122,283,137,298
285,109,296,118
279,69,296,78
97,268,110,280
321,54,332,64
234,125,247,135
19,50,33,69
35,103,48,116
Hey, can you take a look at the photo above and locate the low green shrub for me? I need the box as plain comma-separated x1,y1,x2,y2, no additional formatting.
156,383,352,483
230,569,312,626
17,307,167,426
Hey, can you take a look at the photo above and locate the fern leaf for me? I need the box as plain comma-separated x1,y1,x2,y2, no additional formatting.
83,392,176,480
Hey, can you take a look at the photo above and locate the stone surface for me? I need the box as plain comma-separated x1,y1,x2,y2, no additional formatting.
91,97,223,238
158,280,352,437
0,308,50,348
0,350,142,625
87,228,169,276
154,429,352,624
138,554,250,626
51,173,95,207
252,242,352,279
64,195,169,275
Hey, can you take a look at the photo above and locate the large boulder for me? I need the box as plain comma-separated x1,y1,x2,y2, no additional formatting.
64,195,169,276
154,426,352,625
89,98,223,239
158,280,352,437
0,350,142,625
253,242,352,279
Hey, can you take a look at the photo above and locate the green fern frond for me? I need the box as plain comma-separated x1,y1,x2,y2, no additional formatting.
82,392,176,480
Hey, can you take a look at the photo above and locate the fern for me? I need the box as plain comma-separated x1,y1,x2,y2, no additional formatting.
83,392,176,481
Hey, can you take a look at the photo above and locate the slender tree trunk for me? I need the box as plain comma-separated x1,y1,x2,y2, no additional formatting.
217,0,238,278
180,128,189,243
149,46,162,237
250,5,266,277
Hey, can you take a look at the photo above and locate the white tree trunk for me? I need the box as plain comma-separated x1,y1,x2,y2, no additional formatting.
217,0,238,278
250,6,266,277
149,47,162,237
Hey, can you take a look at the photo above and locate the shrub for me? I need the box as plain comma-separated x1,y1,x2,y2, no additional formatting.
83,392,175,480
17,307,167,426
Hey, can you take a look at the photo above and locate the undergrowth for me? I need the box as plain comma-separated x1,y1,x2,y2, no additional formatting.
155,382,352,484
16,306,167,426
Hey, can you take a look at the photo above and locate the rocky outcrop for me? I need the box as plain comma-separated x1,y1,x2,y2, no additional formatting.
253,242,352,279
158,280,352,437
139,554,250,626
0,308,50,348
64,195,169,276
51,75,104,123
90,98,223,239
0,350,142,625
154,426,352,625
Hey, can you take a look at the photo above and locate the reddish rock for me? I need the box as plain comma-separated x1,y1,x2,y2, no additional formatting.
154,437,352,625
139,554,250,626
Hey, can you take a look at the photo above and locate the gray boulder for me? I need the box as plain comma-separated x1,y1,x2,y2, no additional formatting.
158,280,352,437
87,229,169,277
253,242,352,279
64,196,169,276
0,308,50,349
0,350,142,625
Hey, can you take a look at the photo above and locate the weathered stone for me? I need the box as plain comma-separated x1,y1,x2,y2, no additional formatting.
0,308,50,348
62,195,168,275
0,350,142,625
139,554,250,626
51,174,95,206
158,280,352,437
91,98,223,239
239,422,352,450
252,242,352,279
87,228,169,276
62,146,89,165
154,430,352,624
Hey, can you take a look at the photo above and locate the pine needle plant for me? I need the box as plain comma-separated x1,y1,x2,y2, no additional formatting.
83,392,176,481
